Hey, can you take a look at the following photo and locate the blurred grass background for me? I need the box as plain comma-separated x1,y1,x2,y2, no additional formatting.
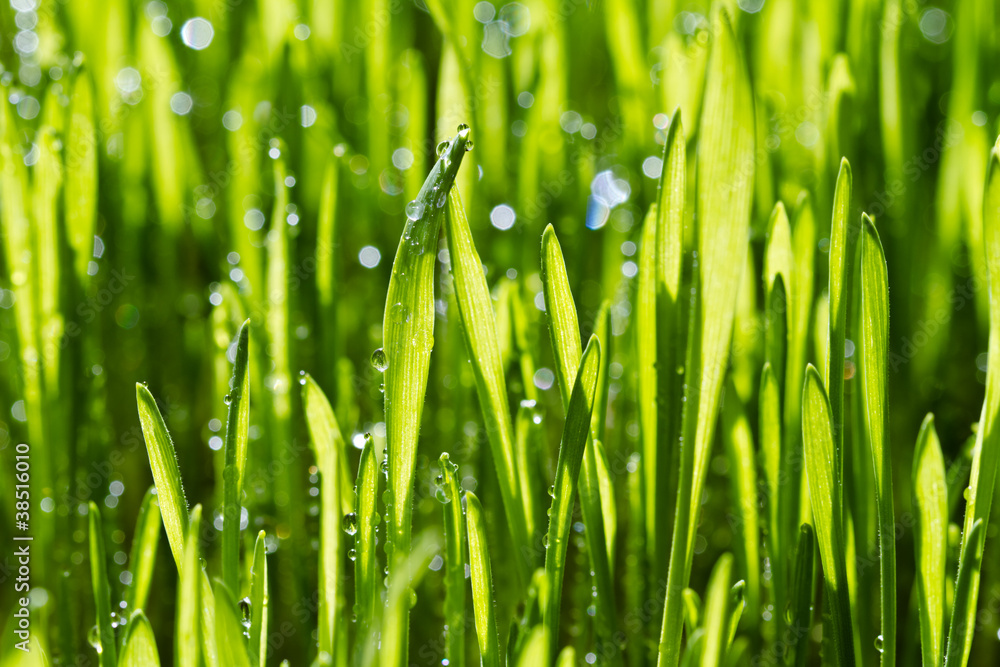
0,0,999,664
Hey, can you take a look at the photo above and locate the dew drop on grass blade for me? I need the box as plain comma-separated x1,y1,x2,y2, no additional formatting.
912,414,946,667
176,505,202,667
301,373,345,660
444,184,531,573
248,531,268,667
125,487,162,616
945,140,1000,666
542,336,600,651
658,9,755,664
439,453,465,667
801,367,855,667
467,491,502,667
222,320,250,596
119,612,161,667
382,128,470,600
88,502,117,667
860,215,896,667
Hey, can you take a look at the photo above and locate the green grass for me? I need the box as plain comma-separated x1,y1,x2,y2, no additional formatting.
6,1,1000,666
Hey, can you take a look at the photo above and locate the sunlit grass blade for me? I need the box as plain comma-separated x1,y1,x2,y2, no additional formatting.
439,453,465,667
222,320,250,595
136,383,189,567
301,374,344,659
248,531,268,667
860,215,896,666
215,581,252,667
374,532,440,667
467,491,501,667
354,436,381,660
789,524,815,667
826,159,855,440
945,139,1000,666
682,589,701,637
515,627,549,667
119,612,160,666
720,379,759,629
542,336,601,649
802,367,855,667
176,505,202,667
125,487,161,616
594,439,617,569
444,184,531,571
699,553,734,667
88,502,117,667
912,414,946,667
658,9,755,664
383,128,470,614
725,582,745,649
637,203,659,574
65,69,97,286
944,520,985,667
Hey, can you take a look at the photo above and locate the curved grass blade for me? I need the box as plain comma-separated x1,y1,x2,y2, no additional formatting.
860,215,896,666
540,227,617,652
124,487,161,616
136,383,189,567
912,414,946,667
542,336,601,650
301,374,344,659
700,553,734,667
248,531,268,667
222,320,250,596
944,520,985,667
802,367,855,667
467,491,501,667
215,581,252,667
439,453,465,667
176,505,202,667
119,612,160,667
790,524,815,667
354,436,381,660
658,10,755,664
944,141,1000,666
87,502,117,667
444,184,531,572
383,127,470,593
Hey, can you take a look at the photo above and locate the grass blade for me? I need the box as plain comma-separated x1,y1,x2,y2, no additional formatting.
65,69,97,286
215,580,252,667
248,531,268,667
826,159,855,441
375,533,440,667
467,491,501,667
354,436,381,660
175,505,202,667
912,414,946,667
802,366,855,667
860,215,896,666
540,226,617,652
515,627,549,667
444,184,531,572
382,127,470,601
699,553,733,667
124,487,162,615
440,454,466,667
87,502,117,667
789,524,815,667
542,336,601,649
658,9,755,664
945,140,1000,666
944,520,985,667
119,612,160,667
222,320,250,596
301,374,345,659
136,383,189,567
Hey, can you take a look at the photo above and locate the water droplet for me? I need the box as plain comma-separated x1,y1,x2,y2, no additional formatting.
464,139,474,152
542,534,550,548
342,512,358,536
223,393,232,405
348,548,357,561
874,634,884,653
457,123,470,134
371,348,388,373
436,487,451,504
390,302,409,323
548,484,555,498
88,625,103,654
964,486,971,501
407,587,418,608
238,597,252,628
405,200,425,221
436,141,449,156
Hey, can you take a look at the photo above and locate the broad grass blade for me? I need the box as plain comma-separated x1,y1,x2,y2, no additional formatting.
467,492,501,667
87,502,117,667
912,414,946,667
802,367,855,667
860,215,896,666
119,612,160,667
